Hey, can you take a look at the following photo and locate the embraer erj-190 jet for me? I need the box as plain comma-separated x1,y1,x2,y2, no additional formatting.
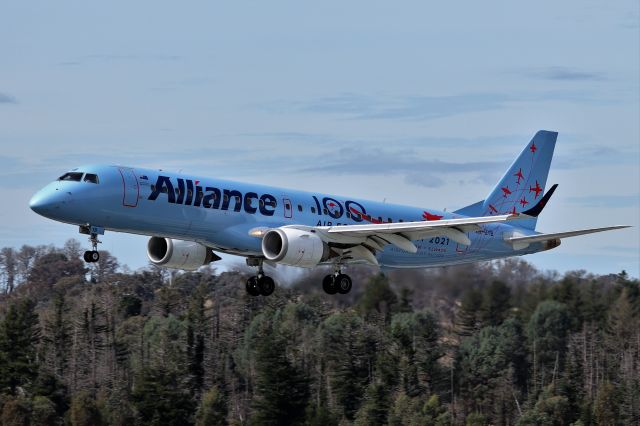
30,131,629,296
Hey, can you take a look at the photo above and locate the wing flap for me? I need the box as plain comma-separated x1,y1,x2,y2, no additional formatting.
323,214,521,235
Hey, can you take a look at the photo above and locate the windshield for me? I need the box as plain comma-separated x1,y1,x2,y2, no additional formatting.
58,172,83,182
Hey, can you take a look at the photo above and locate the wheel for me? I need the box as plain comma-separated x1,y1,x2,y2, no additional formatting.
246,277,261,296
90,251,100,263
322,274,337,295
335,274,352,294
258,276,275,296
83,251,92,263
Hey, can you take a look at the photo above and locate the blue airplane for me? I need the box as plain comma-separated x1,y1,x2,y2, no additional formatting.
29,131,629,296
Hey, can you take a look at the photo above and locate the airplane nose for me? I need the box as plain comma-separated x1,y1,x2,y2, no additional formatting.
29,191,54,215
29,188,70,217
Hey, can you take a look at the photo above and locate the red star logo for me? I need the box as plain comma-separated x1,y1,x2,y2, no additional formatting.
529,180,542,198
514,168,525,184
488,204,498,214
530,142,537,154
519,197,529,207
501,186,512,198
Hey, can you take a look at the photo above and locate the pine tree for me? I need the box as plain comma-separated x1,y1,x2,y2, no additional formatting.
251,326,310,425
0,299,40,394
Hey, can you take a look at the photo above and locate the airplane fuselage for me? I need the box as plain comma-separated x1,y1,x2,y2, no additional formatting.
30,164,545,268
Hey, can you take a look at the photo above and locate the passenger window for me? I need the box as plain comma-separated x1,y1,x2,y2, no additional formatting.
323,208,328,215
259,199,264,207
188,189,193,199
58,172,83,182
297,204,303,212
311,207,316,214
224,194,229,203
161,186,168,194
151,185,156,192
235,195,241,204
84,174,99,184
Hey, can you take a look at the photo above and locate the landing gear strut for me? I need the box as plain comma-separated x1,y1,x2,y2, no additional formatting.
322,265,352,295
80,225,103,263
245,258,276,297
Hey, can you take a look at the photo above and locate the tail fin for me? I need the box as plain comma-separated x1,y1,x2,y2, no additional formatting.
481,130,557,229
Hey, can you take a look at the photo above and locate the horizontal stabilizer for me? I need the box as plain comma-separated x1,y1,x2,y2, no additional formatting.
506,225,630,249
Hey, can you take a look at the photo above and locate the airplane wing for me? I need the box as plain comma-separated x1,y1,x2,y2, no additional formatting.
505,225,630,250
288,213,528,265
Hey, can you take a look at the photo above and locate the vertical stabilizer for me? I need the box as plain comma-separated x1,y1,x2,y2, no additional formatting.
481,130,557,230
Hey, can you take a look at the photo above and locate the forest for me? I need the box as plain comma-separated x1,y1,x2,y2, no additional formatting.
0,240,638,425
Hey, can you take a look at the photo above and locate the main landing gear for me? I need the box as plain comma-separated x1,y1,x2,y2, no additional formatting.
245,258,276,297
80,225,102,263
322,267,353,295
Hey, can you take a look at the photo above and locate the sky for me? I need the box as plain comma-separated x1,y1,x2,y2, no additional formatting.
1,1,639,277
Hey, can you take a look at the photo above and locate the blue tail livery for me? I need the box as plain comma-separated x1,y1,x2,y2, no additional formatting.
29,131,629,296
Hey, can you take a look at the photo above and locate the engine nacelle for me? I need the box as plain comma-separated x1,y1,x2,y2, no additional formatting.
261,228,330,268
147,237,216,271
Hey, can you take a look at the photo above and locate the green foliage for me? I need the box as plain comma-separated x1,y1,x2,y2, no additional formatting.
0,242,638,425
131,368,195,426
353,382,390,426
593,382,619,426
196,387,227,426
31,395,57,426
391,311,442,394
118,295,142,318
527,301,571,382
69,391,103,426
480,280,512,326
358,273,398,322
250,312,310,425
518,385,570,425
0,299,40,394
388,392,451,426
320,311,372,419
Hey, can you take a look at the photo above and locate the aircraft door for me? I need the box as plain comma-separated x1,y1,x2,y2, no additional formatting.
118,167,139,207
283,198,293,218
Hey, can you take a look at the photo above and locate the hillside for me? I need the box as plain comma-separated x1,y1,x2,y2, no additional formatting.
0,241,638,425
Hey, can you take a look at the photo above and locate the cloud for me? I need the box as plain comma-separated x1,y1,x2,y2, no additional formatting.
296,148,503,188
256,90,606,121
525,67,605,81
0,92,17,104
259,92,510,121
567,194,640,208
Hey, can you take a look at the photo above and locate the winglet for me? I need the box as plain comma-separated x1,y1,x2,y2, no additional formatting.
522,184,558,217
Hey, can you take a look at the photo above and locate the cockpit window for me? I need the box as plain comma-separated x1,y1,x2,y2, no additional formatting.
84,174,99,184
58,172,83,182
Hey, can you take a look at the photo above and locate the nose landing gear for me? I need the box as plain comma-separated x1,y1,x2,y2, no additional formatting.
245,258,276,296
80,225,103,263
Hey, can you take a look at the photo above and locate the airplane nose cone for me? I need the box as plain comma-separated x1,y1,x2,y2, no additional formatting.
29,191,53,215
29,188,69,217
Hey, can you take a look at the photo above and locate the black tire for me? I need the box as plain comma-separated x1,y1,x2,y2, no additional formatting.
258,276,275,296
83,251,92,263
322,274,337,295
336,274,352,294
90,251,100,263
246,277,260,296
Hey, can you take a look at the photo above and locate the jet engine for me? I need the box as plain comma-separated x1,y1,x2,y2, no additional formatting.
261,228,331,267
147,237,218,271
